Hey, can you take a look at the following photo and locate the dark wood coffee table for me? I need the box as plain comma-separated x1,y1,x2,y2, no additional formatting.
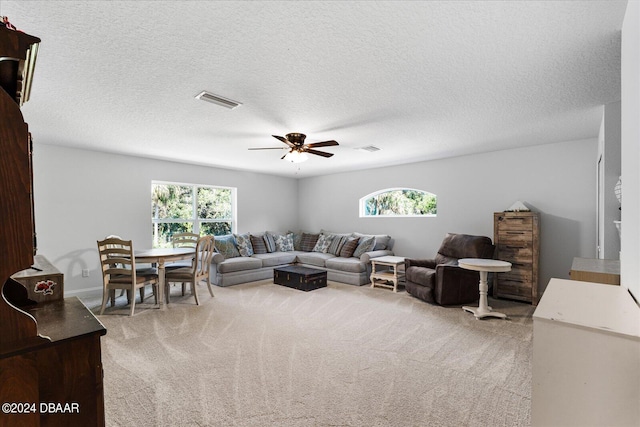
273,265,327,291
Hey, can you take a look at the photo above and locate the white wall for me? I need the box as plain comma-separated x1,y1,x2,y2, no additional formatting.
298,139,597,293
621,0,640,301
597,101,622,260
34,138,599,300
32,145,298,296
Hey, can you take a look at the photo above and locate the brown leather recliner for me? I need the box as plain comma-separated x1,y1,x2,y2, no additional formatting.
404,233,495,306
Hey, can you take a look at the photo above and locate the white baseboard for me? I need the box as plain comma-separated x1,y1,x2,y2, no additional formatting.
64,286,103,299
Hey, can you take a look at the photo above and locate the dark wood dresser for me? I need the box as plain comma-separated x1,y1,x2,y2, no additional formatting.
493,211,541,305
0,23,107,427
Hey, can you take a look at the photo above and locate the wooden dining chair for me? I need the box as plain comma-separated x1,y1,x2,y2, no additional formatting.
167,232,200,294
104,234,155,301
165,235,215,305
97,237,159,316
171,232,200,249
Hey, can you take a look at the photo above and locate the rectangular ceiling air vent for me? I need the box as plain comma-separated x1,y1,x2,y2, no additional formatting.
356,145,381,152
195,91,242,109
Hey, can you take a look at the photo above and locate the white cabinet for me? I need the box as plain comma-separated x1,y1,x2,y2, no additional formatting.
532,279,640,426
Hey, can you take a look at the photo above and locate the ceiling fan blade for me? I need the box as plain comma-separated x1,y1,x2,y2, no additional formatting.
272,135,295,147
306,140,339,148
248,147,287,150
306,149,334,158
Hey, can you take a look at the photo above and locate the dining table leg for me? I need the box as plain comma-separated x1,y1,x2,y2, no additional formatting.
157,257,166,310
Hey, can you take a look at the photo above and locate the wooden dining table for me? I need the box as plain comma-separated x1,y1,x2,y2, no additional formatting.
135,247,195,309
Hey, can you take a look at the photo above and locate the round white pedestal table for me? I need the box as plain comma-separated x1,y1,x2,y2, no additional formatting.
458,258,512,320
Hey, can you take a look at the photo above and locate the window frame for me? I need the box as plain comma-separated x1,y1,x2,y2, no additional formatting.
151,180,237,246
359,187,437,218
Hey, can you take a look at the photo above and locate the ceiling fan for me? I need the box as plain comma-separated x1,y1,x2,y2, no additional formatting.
249,133,339,162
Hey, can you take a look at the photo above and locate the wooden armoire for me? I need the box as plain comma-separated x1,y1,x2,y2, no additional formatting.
493,211,541,305
0,23,106,427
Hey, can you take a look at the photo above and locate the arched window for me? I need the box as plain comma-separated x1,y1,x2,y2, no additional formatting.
360,188,437,217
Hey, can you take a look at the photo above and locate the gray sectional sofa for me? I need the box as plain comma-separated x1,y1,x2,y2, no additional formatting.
211,230,394,287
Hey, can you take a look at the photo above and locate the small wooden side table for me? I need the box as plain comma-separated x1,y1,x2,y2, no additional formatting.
459,258,512,320
569,257,620,285
370,256,405,292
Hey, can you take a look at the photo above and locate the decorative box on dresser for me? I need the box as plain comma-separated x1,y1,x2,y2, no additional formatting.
11,255,65,304
0,23,106,427
493,211,540,305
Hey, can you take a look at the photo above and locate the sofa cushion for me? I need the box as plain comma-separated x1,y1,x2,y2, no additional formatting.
264,233,277,253
353,232,392,251
296,252,335,267
252,251,298,267
215,234,240,259
437,233,494,260
313,234,334,253
405,266,436,287
353,236,375,257
250,234,268,254
327,235,348,255
339,237,360,258
372,235,392,251
291,230,315,250
299,233,319,252
325,256,366,273
216,256,263,273
235,233,254,257
274,232,294,252
405,277,435,304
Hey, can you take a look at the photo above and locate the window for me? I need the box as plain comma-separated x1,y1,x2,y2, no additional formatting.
360,188,437,217
152,181,236,247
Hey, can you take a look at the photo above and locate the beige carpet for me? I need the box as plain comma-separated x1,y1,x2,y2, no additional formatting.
86,280,534,427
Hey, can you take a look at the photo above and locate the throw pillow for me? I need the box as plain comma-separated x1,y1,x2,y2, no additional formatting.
290,230,303,250
353,236,375,258
371,234,391,251
214,234,240,259
353,232,391,251
250,234,268,254
235,233,254,257
327,235,348,255
263,233,277,253
275,232,294,252
312,234,334,253
299,233,320,252
339,237,360,258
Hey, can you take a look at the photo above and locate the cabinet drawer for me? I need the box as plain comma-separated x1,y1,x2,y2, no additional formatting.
498,230,533,243
495,279,533,300
496,215,533,231
502,266,532,282
497,242,533,262
508,261,533,273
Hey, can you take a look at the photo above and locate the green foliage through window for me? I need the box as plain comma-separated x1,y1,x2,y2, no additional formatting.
152,182,235,247
361,188,437,217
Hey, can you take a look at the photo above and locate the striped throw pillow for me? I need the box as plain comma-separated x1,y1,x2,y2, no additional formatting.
263,233,277,253
339,237,360,258
250,234,268,254
327,235,348,255
299,233,319,252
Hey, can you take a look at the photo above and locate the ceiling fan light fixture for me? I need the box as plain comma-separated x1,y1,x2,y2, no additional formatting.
284,150,308,163
195,91,242,109
249,133,338,162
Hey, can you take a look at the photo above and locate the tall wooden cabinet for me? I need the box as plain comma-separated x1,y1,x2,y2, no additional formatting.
493,211,540,305
0,23,106,427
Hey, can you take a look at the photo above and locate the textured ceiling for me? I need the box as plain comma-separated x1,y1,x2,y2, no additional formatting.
0,1,627,177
